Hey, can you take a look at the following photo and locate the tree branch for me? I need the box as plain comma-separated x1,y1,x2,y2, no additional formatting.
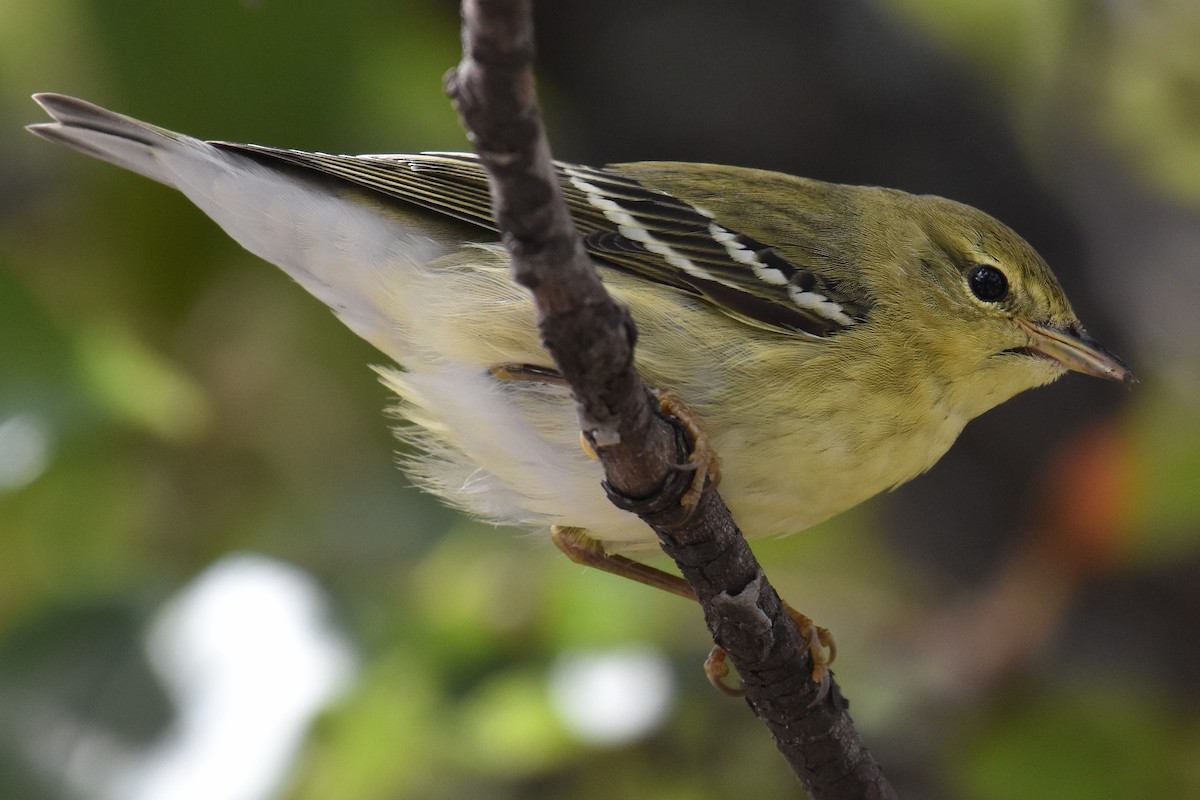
446,2,896,796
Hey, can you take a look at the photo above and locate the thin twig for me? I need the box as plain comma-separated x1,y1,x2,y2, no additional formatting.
446,2,895,796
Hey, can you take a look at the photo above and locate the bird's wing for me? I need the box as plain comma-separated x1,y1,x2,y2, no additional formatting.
217,146,869,338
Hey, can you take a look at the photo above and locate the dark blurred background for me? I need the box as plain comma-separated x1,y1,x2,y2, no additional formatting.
2,1,1198,798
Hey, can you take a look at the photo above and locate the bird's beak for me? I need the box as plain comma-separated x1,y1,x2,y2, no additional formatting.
1016,319,1135,385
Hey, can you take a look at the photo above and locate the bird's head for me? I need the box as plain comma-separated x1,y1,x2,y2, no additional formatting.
877,193,1133,418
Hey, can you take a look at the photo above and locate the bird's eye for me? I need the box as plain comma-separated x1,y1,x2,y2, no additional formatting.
968,265,1009,303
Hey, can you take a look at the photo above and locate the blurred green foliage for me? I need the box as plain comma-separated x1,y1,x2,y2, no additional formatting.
2,1,1199,799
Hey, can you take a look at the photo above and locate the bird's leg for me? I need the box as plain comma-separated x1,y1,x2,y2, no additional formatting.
551,525,699,602
551,526,835,700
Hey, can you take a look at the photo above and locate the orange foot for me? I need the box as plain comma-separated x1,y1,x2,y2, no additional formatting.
653,390,722,511
704,605,836,705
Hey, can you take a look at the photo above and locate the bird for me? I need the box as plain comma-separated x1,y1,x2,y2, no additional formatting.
28,93,1132,688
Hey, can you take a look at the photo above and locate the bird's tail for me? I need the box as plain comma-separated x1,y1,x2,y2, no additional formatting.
28,94,454,357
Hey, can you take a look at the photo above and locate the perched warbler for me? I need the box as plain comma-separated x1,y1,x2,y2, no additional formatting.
29,94,1131,563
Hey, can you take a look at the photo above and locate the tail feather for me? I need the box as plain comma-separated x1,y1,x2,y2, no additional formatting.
28,93,450,359
29,93,198,187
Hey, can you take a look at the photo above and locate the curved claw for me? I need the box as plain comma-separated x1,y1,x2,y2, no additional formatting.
785,606,836,704
704,646,746,697
653,390,722,512
810,669,832,707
